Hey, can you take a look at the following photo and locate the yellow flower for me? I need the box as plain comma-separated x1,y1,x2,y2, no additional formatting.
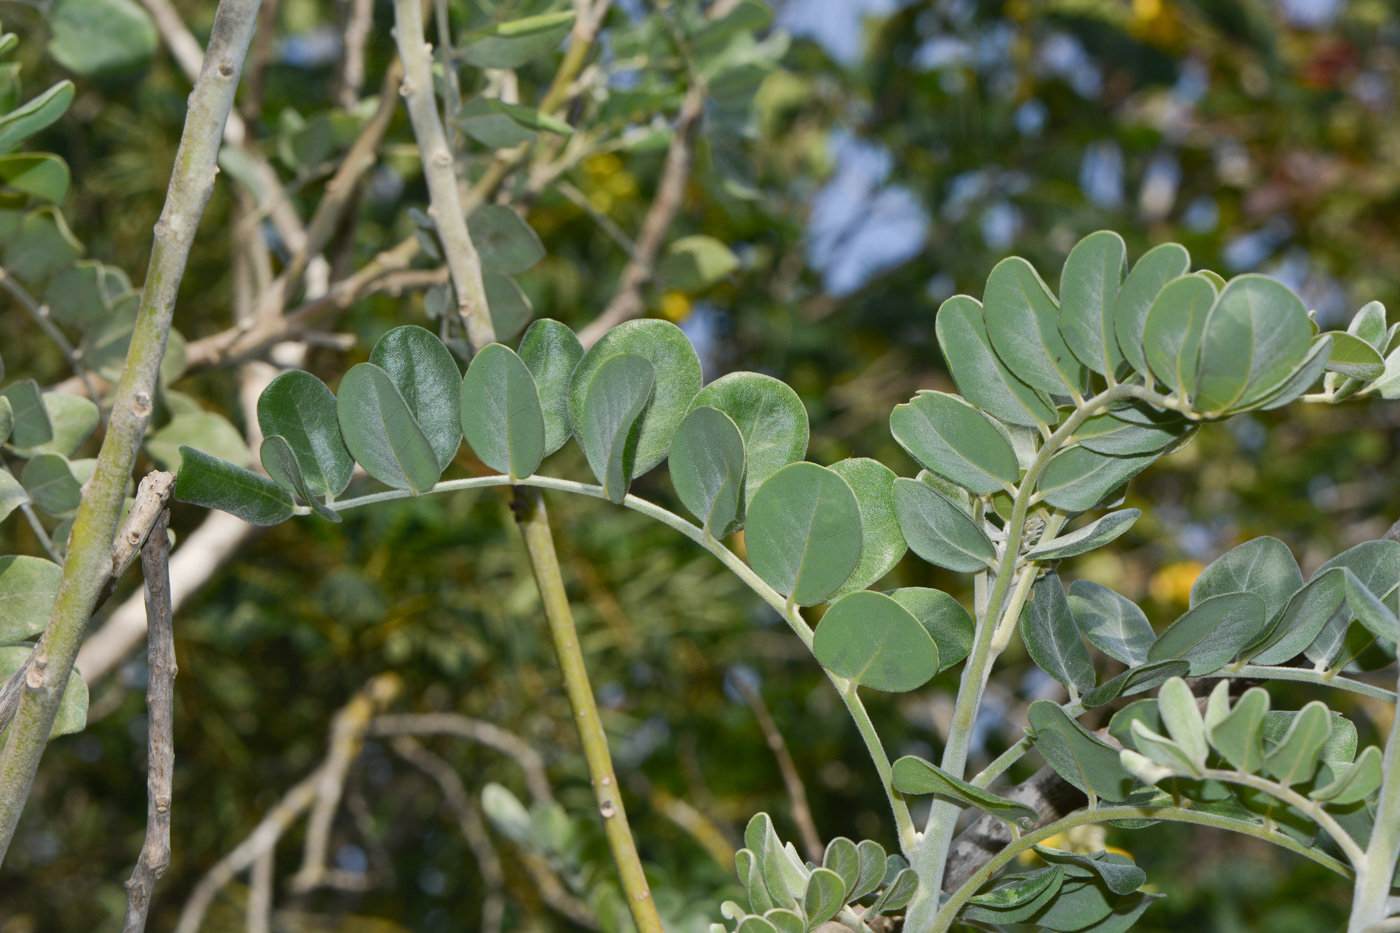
1149,560,1203,606
659,290,692,322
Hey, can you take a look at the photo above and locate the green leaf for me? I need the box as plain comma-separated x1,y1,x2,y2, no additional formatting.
984,256,1087,395
1115,242,1190,377
802,867,847,926
576,353,655,503
891,755,1039,827
1303,541,1400,666
656,235,739,291
1245,568,1347,665
1141,273,1216,397
964,868,1066,924
46,0,157,76
1264,700,1331,786
936,295,1056,427
484,273,533,342
257,370,354,498
1021,572,1096,694
852,840,887,900
669,406,745,537
570,319,703,475
761,909,802,933
0,154,70,204
889,391,1019,495
1026,509,1140,561
1194,275,1314,415
1146,592,1266,675
1028,699,1135,801
1059,231,1127,377
260,435,339,522
336,363,443,494
8,393,98,459
0,396,10,445
145,411,249,474
1257,334,1334,410
0,469,25,523
821,837,859,900
3,207,81,281
1072,407,1191,456
1323,332,1385,380
1310,745,1383,805
1068,580,1155,666
1207,685,1270,773
1347,300,1388,349
0,555,62,640
20,453,81,517
517,319,583,456
0,82,74,154
174,446,295,526
889,587,974,671
468,205,545,274
736,918,778,933
459,96,536,148
1081,660,1190,708
1036,447,1157,512
459,343,546,480
891,477,995,573
1363,343,1400,399
1031,878,1156,932
1128,719,1201,777
1157,676,1208,765
1,379,53,448
871,868,918,914
1031,847,1146,895
1191,536,1303,626
485,98,572,136
370,325,463,470
460,11,576,69
814,591,938,692
691,372,807,508
828,458,905,597
747,462,862,606
0,646,86,739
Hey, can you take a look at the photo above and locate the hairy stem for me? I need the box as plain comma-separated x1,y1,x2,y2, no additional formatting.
1350,658,1400,930
1204,665,1396,704
0,0,263,862
513,487,663,933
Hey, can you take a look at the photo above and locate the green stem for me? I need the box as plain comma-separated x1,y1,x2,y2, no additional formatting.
903,385,1137,932
1202,665,1395,704
839,681,916,855
513,488,663,933
1349,658,1400,931
931,803,1353,933
0,0,264,864
1196,768,1366,868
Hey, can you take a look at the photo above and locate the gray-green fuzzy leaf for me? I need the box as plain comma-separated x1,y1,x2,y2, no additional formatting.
669,406,745,537
257,370,354,497
370,325,463,470
829,458,905,597
691,371,808,509
1059,231,1127,377
260,435,339,522
892,477,995,572
1264,700,1331,786
0,555,62,641
1025,509,1140,561
746,462,862,606
889,587,974,671
1,380,52,448
1036,447,1157,512
1068,579,1156,666
576,353,655,503
174,446,295,526
1207,685,1270,773
891,755,1039,827
1142,273,1216,397
889,390,1019,495
1021,572,1096,693
518,319,583,455
936,294,1056,427
984,256,1088,394
813,591,938,692
1195,275,1313,414
1028,699,1135,801
1245,568,1346,666
1190,536,1303,625
20,453,81,517
1147,592,1266,675
1115,242,1190,377
1310,745,1382,805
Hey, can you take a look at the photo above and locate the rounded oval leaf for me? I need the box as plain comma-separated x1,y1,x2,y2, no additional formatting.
1036,447,1157,512
467,204,545,273
1142,273,1216,397
174,446,295,526
1020,572,1096,694
892,477,995,572
1146,592,1266,675
460,343,547,480
669,405,745,537
829,457,906,598
260,435,339,522
889,587,974,671
1194,275,1313,415
984,256,1088,395
370,325,464,470
576,353,656,503
936,295,1056,427
1025,509,1140,561
814,591,938,692
1190,536,1303,625
690,371,808,506
336,363,443,494
1059,230,1127,377
747,462,862,606
518,319,583,455
1067,580,1155,666
1115,242,1191,377
0,555,62,641
891,755,1039,827
889,391,1019,495
570,319,703,475
257,370,354,497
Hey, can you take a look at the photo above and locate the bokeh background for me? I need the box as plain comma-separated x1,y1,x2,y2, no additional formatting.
2,0,1400,930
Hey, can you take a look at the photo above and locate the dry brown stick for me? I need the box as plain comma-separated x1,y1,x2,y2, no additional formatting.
577,84,705,349
173,674,401,933
390,736,506,933
367,712,554,805
120,509,174,933
732,676,823,862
